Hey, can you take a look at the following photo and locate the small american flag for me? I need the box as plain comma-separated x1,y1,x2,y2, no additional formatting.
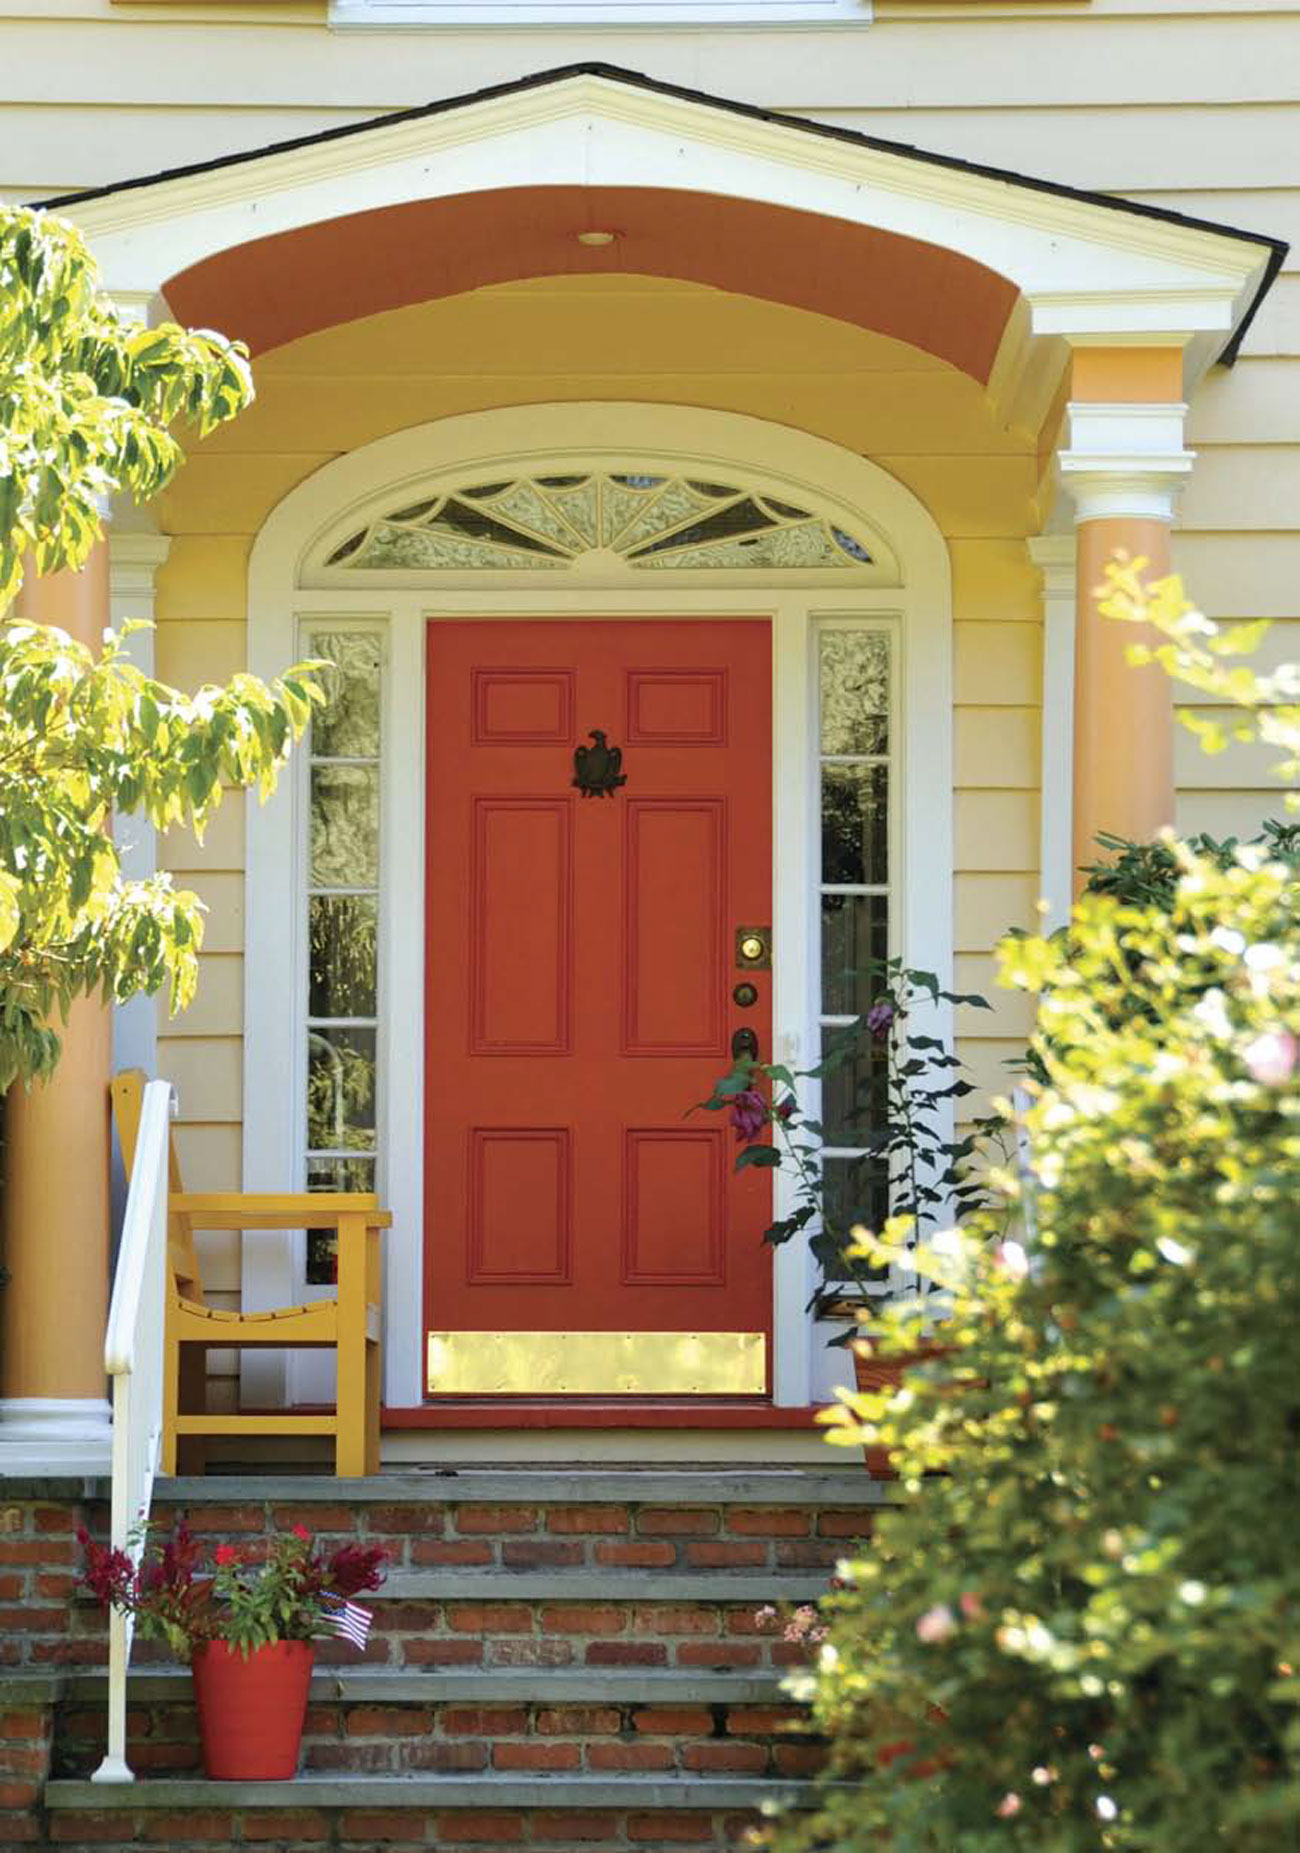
322,1596,374,1651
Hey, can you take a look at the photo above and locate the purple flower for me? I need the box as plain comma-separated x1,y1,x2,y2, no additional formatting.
866,1000,896,1042
730,1089,768,1143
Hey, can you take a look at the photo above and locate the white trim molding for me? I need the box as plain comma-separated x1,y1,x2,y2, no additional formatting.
331,0,872,21
1029,534,1077,933
243,403,954,1415
0,1397,113,1476
1057,402,1195,525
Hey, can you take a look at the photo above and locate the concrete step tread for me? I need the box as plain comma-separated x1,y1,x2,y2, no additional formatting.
67,1667,797,1705
380,1570,830,1601
154,1468,890,1506
45,1773,816,1810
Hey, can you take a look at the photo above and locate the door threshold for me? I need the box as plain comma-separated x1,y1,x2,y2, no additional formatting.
386,1400,824,1430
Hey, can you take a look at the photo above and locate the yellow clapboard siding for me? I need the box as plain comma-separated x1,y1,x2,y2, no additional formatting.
170,871,244,955
955,708,1040,789
1187,360,1300,445
956,791,1041,874
1177,620,1300,691
804,104,1300,191
1175,715,1294,790
170,1123,242,1194
1170,537,1300,620
1180,447,1300,532
160,793,244,872
157,1037,243,1123
5,11,1295,112
955,952,1038,1041
958,1037,1028,1118
1239,276,1300,359
1176,792,1292,841
157,954,243,1040
957,873,1043,953
954,623,1044,707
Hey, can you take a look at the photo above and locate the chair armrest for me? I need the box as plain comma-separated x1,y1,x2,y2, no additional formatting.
170,1193,393,1230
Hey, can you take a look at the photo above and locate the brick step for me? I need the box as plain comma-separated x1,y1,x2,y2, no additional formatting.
55,1678,821,1781
128,1587,810,1672
42,1771,816,1849
154,1469,889,1508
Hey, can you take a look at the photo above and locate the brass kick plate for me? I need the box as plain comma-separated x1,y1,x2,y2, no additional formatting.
427,1330,766,1396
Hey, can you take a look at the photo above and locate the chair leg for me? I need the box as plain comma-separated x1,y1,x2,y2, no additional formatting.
177,1346,208,1477
364,1338,381,1476
162,1320,181,1477
336,1214,369,1477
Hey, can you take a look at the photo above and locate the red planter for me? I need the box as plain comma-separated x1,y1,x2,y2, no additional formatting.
190,1639,315,1780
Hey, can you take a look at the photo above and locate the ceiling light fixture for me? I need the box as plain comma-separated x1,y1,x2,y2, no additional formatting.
576,230,618,247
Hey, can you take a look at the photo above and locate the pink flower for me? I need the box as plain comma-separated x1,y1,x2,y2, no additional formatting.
915,1603,956,1644
996,1794,1022,1819
1243,1028,1298,1086
730,1089,767,1143
866,1000,895,1042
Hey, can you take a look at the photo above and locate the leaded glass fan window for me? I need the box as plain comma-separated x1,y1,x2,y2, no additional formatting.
325,473,874,572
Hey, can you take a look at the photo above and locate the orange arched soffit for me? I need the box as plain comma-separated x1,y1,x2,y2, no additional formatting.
163,185,1018,386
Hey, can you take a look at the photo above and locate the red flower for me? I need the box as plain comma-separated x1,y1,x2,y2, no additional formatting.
326,1542,388,1597
213,1544,240,1567
293,1524,311,1542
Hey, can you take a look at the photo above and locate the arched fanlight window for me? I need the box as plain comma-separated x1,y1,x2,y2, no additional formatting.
324,472,875,572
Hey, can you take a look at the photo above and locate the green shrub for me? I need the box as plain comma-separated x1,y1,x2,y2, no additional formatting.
777,848,1299,1852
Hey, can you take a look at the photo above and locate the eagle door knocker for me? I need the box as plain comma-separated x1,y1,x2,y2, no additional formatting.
572,729,628,798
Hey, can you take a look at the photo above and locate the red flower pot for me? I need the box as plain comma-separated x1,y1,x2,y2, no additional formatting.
191,1639,315,1780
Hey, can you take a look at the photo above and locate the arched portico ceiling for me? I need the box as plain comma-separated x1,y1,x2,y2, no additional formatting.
45,63,1284,424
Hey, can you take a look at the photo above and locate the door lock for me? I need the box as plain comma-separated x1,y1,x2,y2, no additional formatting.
735,927,772,971
731,1027,760,1063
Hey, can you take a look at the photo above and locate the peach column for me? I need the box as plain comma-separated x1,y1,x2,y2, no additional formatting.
1057,348,1193,890
0,541,114,1467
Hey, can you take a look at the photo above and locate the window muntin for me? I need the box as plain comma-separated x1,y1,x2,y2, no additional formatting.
304,630,383,1285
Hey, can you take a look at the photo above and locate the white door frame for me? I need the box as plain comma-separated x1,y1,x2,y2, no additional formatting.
244,404,953,1411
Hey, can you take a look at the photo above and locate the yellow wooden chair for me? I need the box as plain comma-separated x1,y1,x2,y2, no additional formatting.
112,1070,391,1477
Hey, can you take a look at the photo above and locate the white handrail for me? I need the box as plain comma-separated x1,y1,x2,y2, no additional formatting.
92,1079,175,1785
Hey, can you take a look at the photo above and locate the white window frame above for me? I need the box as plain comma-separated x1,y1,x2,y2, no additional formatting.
329,0,871,26
244,404,951,1415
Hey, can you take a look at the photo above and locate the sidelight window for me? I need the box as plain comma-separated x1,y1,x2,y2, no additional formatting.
815,623,893,1282
303,628,383,1284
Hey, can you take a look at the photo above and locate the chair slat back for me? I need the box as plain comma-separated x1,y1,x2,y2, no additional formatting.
111,1070,203,1301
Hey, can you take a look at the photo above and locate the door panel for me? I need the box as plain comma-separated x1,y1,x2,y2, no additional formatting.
424,619,772,1395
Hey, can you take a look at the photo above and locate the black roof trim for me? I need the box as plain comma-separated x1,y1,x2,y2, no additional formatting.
33,61,1287,366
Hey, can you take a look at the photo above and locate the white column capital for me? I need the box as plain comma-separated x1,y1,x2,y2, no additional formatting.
1056,400,1194,524
108,529,172,605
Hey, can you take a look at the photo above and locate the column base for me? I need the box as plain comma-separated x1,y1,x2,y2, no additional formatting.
0,1397,113,1474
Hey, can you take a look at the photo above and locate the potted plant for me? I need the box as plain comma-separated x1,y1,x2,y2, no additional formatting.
79,1519,386,1779
699,959,1000,1392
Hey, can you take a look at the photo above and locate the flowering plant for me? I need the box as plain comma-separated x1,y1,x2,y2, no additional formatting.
79,1518,386,1660
698,959,996,1326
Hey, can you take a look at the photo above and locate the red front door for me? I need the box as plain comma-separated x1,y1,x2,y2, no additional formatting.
424,619,773,1397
